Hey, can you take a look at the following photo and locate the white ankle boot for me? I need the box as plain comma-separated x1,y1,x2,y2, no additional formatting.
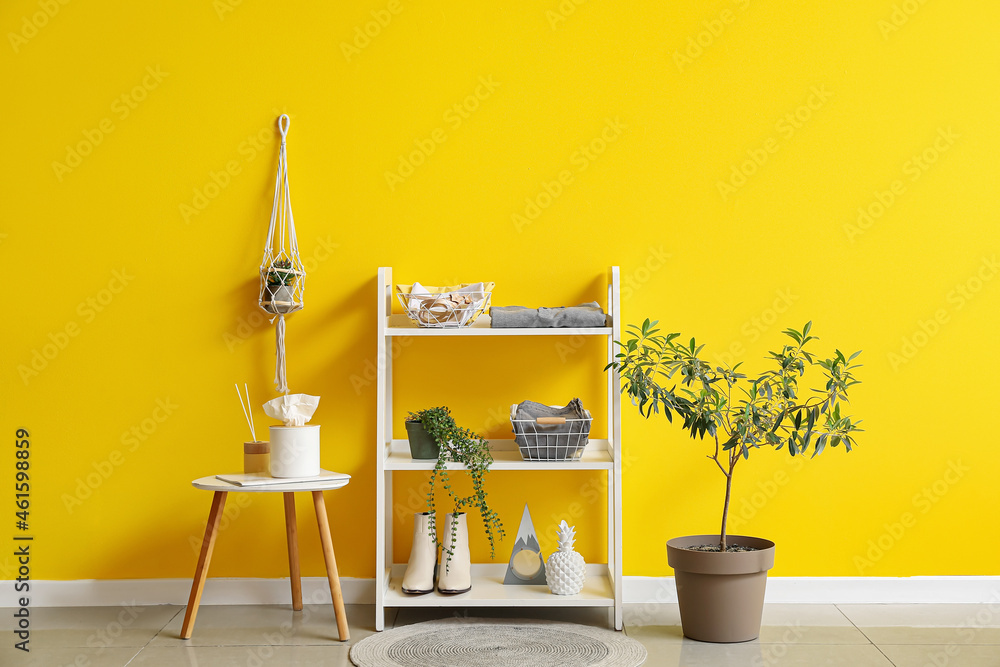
437,512,472,594
401,512,437,595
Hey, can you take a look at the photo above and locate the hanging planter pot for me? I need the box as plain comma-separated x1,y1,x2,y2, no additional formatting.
666,534,775,643
257,114,305,392
262,259,302,315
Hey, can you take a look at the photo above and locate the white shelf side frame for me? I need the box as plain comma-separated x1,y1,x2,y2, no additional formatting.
607,266,623,630
375,266,393,631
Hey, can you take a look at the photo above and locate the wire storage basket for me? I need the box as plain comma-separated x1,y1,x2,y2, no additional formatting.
511,408,592,461
396,282,493,328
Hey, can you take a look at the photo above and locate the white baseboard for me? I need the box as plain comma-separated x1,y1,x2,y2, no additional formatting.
623,576,1000,605
15,577,374,607
9,576,1000,607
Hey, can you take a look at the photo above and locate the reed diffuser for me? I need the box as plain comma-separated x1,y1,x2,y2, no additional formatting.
236,383,270,474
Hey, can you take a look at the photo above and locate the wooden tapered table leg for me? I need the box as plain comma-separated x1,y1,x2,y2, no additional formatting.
312,490,350,641
181,491,228,639
283,492,303,611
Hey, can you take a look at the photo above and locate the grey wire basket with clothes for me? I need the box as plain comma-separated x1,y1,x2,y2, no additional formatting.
510,399,592,461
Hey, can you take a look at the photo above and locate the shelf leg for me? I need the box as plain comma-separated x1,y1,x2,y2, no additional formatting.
181,491,227,639
283,492,303,611
312,490,350,641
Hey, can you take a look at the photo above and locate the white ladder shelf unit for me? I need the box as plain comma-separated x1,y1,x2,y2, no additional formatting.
375,266,623,630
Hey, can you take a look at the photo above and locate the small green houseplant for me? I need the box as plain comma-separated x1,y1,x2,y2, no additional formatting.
407,407,505,565
262,259,299,315
266,258,296,286
607,319,862,642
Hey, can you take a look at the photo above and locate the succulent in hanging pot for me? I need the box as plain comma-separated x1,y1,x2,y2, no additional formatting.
262,259,299,315
267,259,296,286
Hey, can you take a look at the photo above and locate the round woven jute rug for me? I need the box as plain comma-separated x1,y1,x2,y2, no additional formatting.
350,617,646,667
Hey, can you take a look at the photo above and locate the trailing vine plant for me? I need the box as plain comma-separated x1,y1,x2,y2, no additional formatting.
406,407,505,569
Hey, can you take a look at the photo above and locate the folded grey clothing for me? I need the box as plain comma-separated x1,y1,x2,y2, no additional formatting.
514,398,587,422
490,302,606,328
511,399,591,460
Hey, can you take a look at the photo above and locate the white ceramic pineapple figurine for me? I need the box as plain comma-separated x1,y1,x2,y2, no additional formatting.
546,520,586,595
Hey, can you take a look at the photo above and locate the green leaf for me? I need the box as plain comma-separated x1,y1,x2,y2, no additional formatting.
812,433,828,458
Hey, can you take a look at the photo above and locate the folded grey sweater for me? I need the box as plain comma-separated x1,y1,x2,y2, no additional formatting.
491,301,606,328
511,398,591,460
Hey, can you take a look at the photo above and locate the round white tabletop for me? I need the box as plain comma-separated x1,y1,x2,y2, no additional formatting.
192,470,351,493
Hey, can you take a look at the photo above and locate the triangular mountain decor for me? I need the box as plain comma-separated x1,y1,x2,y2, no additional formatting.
503,504,547,585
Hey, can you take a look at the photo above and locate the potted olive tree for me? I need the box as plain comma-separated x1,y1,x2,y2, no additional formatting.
607,320,862,642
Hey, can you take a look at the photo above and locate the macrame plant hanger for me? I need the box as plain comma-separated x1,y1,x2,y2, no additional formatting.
258,114,305,394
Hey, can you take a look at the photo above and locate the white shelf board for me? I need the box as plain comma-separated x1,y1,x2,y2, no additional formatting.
385,313,613,337
385,439,613,470
383,564,614,607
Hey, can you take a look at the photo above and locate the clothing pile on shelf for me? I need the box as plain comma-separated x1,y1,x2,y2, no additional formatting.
491,302,606,328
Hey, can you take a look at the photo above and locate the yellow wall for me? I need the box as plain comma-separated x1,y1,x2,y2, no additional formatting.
2,0,998,582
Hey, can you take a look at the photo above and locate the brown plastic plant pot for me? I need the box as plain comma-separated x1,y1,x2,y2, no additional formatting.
666,534,776,643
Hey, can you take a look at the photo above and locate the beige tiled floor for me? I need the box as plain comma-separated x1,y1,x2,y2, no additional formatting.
2,603,999,666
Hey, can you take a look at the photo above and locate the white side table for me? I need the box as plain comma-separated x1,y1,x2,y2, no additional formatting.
181,472,352,641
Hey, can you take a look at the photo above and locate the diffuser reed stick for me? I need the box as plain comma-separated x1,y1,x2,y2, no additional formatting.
245,383,256,440
235,383,257,442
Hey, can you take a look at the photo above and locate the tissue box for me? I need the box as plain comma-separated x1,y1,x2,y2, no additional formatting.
269,425,320,477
